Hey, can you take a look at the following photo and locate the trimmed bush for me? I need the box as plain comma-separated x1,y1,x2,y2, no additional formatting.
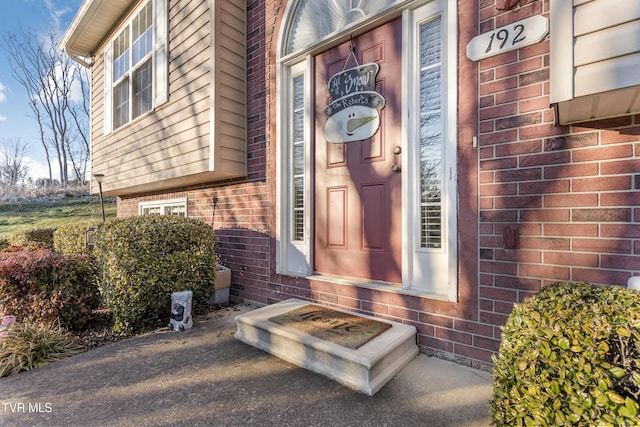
54,220,103,256
93,215,216,334
0,249,100,331
491,282,640,426
1,244,25,253
10,227,56,250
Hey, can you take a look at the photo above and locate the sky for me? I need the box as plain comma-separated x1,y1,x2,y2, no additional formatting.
0,0,84,181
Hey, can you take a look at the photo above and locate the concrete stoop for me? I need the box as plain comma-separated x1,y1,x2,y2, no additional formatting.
234,298,419,396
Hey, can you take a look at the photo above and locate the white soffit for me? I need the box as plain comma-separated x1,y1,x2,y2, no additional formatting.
59,0,132,58
557,86,640,125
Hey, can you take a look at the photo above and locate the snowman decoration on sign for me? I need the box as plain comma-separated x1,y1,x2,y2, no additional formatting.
323,60,385,144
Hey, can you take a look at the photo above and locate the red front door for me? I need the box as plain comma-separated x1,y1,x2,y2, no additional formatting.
314,18,403,284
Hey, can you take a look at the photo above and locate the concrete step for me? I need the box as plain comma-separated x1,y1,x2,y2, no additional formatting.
235,298,418,396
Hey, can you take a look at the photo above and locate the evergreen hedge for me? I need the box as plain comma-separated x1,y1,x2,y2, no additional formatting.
93,215,216,333
491,282,640,426
10,227,56,250
53,220,103,256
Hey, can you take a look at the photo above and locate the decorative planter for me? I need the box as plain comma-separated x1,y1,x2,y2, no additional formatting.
209,264,231,304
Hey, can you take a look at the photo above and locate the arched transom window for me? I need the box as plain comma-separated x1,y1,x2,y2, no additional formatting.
285,0,396,55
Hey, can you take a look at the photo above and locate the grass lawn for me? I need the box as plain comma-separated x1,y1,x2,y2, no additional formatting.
0,196,116,238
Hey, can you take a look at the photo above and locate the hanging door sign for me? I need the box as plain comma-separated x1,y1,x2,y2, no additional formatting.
323,63,385,143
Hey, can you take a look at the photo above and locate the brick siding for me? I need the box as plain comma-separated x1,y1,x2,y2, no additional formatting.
478,0,640,345
112,0,640,371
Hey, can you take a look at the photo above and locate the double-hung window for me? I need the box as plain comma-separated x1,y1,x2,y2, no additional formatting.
113,2,152,128
104,0,168,133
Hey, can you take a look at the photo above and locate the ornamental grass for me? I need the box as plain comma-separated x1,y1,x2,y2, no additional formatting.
0,321,86,378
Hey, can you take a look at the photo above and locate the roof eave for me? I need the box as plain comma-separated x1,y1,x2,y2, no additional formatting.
59,0,132,63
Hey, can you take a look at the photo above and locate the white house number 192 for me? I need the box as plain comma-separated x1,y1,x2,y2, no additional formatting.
485,24,525,54
466,15,549,62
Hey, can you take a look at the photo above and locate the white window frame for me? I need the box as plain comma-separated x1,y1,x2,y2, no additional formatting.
276,58,313,276
403,0,458,301
139,198,188,217
104,0,168,134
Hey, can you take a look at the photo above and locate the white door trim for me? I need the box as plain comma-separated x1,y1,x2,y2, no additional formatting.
402,0,458,301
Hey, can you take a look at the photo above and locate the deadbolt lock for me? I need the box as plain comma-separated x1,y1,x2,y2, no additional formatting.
393,146,402,155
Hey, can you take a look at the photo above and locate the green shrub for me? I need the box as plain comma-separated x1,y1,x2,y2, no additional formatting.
0,321,86,377
0,249,100,331
10,227,56,250
53,220,103,256
0,237,8,251
491,282,640,426
93,215,216,334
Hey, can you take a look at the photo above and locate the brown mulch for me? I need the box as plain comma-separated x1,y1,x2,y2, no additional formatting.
73,308,130,349
74,302,235,349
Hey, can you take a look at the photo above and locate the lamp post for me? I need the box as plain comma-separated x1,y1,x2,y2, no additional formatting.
93,173,105,222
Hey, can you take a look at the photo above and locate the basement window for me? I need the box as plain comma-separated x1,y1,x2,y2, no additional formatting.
139,198,187,217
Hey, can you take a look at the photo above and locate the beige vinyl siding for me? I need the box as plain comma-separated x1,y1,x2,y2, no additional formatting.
573,0,640,97
551,0,640,124
210,0,246,174
90,57,106,148
90,0,246,195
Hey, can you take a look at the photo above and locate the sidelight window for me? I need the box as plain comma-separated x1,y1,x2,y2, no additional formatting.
419,17,443,249
292,74,305,241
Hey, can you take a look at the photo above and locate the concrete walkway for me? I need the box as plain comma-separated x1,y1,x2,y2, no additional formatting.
0,304,493,427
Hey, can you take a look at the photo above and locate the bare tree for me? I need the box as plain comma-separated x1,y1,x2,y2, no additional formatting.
1,29,90,186
0,137,30,187
67,66,90,183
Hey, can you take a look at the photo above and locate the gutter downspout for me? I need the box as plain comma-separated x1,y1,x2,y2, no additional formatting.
62,47,94,68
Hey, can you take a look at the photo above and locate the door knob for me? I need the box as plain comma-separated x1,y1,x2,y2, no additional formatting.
391,164,401,173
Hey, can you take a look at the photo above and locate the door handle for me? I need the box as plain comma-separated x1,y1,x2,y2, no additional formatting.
391,164,401,173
